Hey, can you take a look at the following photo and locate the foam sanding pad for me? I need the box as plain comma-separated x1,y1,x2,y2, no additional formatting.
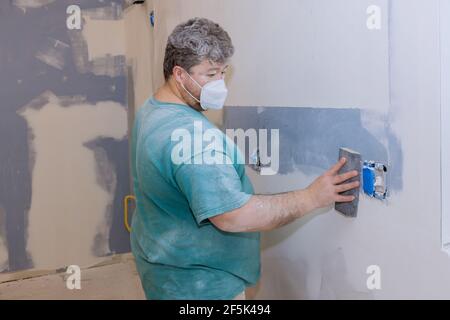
334,147,362,217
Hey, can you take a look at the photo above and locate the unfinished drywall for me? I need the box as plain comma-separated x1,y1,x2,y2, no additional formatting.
18,92,127,269
124,3,154,113
0,206,7,273
0,0,130,273
145,0,450,299
68,3,126,78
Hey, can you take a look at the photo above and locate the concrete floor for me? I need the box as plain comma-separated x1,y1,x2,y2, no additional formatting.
0,254,146,300
0,253,259,300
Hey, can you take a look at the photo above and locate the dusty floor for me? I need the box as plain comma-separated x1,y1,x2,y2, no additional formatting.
0,253,146,300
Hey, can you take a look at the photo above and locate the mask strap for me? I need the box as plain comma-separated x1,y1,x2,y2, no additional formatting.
185,71,203,89
180,83,201,103
180,69,202,103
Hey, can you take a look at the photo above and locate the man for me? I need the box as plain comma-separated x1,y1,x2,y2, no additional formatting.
130,17,359,300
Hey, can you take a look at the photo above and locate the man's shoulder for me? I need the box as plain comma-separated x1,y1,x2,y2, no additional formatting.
144,109,218,139
137,102,220,150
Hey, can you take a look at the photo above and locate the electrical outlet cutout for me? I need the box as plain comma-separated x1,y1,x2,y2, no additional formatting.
362,161,388,200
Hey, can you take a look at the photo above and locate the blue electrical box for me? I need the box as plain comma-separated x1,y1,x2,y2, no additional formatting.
362,161,388,200
150,10,155,27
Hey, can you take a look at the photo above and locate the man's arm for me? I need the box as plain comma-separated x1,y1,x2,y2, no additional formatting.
210,157,360,233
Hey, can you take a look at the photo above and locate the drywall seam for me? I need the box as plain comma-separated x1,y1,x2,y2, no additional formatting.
224,106,402,191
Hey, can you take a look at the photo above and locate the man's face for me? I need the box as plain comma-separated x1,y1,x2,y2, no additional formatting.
176,60,229,110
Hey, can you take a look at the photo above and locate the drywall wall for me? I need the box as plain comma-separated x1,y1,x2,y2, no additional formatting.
0,0,130,272
145,0,450,298
124,3,154,113
149,0,389,112
140,0,391,126
441,0,450,251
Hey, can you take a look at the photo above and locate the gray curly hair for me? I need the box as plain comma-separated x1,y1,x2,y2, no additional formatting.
163,17,235,81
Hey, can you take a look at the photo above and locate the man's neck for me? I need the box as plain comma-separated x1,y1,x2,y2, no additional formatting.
154,80,203,112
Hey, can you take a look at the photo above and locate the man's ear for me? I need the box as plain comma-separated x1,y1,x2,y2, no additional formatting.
172,66,184,83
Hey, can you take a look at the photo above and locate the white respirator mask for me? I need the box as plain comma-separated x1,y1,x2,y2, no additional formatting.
180,70,228,110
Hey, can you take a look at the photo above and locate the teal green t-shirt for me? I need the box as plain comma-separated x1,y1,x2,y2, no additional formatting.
130,97,261,300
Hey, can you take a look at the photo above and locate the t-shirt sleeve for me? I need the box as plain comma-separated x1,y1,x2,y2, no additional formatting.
173,152,252,226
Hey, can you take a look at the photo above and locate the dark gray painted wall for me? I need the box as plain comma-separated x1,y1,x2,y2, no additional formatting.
224,106,402,192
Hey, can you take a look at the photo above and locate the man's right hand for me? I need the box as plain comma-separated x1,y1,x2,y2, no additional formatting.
305,157,360,210
210,157,361,233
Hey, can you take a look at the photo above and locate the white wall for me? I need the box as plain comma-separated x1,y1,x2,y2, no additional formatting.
441,0,450,251
131,0,450,299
